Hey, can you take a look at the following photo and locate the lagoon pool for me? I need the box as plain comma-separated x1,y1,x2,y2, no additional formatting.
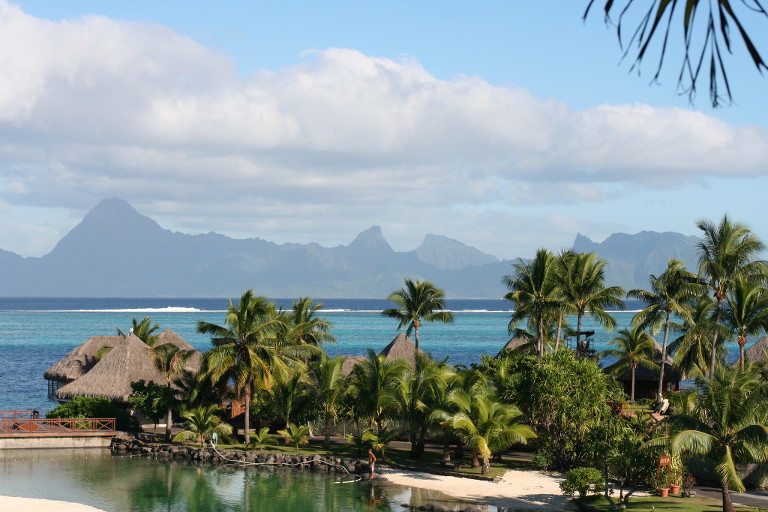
0,449,510,511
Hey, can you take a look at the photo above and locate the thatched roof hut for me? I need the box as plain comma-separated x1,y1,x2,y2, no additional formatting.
614,339,681,399
379,333,424,368
496,336,534,357
154,329,202,373
733,335,768,367
56,335,174,403
341,356,366,376
44,335,122,383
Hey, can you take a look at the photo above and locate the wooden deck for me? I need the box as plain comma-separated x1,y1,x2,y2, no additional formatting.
0,410,115,438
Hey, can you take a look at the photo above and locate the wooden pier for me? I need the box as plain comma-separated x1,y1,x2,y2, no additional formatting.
0,410,115,443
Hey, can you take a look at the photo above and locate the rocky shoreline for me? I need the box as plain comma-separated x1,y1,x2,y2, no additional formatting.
110,432,370,476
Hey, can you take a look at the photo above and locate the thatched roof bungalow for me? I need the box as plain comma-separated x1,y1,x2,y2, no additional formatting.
340,355,366,376
154,329,202,373
56,335,170,403
380,333,424,368
614,339,681,400
496,336,534,357
735,335,768,367
44,335,122,397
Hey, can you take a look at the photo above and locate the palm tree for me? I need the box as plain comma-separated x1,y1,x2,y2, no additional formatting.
697,214,768,374
277,423,310,451
382,279,454,351
602,326,659,403
668,297,729,380
504,248,562,359
436,387,535,473
724,277,768,370
394,353,455,458
173,404,233,448
117,317,161,346
347,348,408,433
555,252,625,345
197,290,288,443
270,370,311,428
150,342,196,439
662,366,768,512
308,355,346,449
629,259,702,402
286,297,336,346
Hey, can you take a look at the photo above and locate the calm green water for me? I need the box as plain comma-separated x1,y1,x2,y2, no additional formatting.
0,449,505,511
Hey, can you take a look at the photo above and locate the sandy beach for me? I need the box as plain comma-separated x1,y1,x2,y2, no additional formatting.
381,467,575,510
0,496,106,512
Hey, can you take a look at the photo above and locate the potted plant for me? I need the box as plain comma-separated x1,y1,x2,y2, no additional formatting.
668,456,683,494
655,466,671,497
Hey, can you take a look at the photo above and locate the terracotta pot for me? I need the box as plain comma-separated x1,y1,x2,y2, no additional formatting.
658,487,670,497
670,484,681,494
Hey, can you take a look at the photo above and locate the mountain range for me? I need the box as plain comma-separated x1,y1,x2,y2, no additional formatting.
0,198,701,297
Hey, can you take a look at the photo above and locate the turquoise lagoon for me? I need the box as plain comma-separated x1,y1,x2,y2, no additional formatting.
0,448,505,511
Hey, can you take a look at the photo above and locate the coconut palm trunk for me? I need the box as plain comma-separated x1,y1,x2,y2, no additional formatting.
721,475,735,512
657,311,671,401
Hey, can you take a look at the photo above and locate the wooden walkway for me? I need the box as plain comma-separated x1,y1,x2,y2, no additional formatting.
0,410,115,438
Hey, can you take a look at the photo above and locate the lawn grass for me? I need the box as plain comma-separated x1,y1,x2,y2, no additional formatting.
579,494,758,512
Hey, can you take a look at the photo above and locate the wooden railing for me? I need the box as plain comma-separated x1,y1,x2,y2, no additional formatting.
0,410,40,420
0,416,116,435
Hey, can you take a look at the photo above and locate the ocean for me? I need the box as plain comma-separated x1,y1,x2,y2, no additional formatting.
0,297,740,413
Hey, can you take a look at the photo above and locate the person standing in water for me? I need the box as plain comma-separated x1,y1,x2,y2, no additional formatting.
368,448,377,479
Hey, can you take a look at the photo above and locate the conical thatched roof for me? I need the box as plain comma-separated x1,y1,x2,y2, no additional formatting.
44,336,122,382
496,336,534,357
56,335,169,403
737,335,768,366
154,329,202,373
379,333,424,367
341,355,366,376
616,339,680,383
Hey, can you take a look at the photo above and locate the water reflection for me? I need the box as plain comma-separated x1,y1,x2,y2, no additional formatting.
0,449,506,511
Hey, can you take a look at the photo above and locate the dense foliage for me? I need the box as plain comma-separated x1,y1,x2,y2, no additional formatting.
47,396,139,432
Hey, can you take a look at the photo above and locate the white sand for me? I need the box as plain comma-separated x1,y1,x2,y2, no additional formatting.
380,468,575,510
0,496,106,512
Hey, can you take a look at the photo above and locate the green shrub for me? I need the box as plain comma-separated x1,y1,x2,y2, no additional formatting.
560,467,606,499
46,396,140,432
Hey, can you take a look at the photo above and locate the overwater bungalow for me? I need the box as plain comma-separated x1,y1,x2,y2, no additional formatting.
379,332,424,368
44,335,122,397
495,336,534,357
46,330,201,404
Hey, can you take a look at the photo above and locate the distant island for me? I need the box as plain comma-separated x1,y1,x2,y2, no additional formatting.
0,198,699,297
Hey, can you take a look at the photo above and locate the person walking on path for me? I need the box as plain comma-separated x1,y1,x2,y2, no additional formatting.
368,448,377,479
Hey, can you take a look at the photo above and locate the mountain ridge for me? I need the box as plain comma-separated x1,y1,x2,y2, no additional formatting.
0,199,701,297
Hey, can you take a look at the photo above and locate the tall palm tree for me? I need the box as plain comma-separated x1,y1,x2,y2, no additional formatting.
504,248,562,359
555,252,625,345
382,279,454,351
724,277,768,370
117,317,161,346
662,366,768,512
197,290,288,443
308,355,346,449
347,348,408,433
629,259,702,402
697,214,768,374
602,326,659,403
436,387,535,473
286,297,336,346
393,353,455,458
668,297,726,380
150,343,196,439
270,370,310,429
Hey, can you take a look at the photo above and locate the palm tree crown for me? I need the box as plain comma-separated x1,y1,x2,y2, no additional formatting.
504,248,561,358
382,279,454,351
697,214,768,374
602,326,659,403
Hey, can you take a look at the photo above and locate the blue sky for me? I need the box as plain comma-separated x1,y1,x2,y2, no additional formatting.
2,1,767,260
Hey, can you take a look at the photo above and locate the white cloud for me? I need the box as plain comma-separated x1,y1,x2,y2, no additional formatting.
0,1,765,259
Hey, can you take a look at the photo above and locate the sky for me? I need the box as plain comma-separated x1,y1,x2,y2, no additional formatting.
1,1,767,260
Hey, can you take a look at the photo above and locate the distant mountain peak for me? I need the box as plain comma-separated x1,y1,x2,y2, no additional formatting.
348,225,393,251
415,233,498,270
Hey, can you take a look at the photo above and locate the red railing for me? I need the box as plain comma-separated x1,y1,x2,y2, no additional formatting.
0,416,116,435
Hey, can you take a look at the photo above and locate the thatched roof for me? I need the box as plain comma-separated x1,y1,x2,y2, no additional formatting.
341,356,366,376
379,333,424,367
154,329,202,373
56,335,170,403
735,335,768,367
44,336,122,382
496,336,534,357
615,339,681,383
